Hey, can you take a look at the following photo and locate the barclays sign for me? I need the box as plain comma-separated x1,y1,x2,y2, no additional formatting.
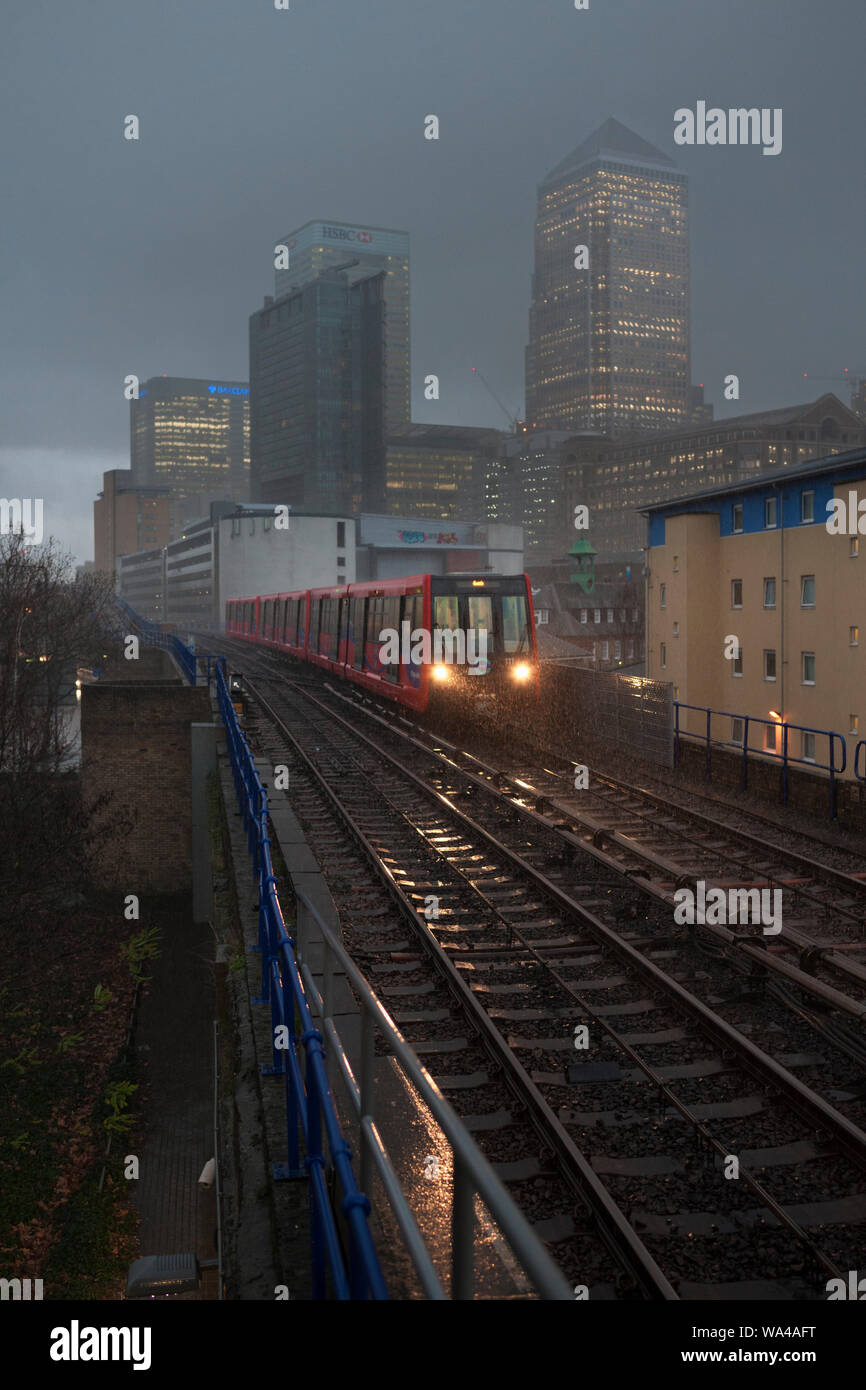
208,385,249,396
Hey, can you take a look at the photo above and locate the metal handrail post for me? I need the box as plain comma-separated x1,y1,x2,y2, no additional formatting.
741,716,749,791
359,1005,375,1198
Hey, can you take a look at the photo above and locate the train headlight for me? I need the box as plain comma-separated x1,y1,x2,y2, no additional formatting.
512,663,531,681
432,665,450,682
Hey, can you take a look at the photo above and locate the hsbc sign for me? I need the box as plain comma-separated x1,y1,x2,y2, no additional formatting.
321,225,374,245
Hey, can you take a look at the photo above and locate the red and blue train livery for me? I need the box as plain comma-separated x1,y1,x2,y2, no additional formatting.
225,572,539,717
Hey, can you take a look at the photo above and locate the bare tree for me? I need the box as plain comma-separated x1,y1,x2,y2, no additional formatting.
0,534,116,894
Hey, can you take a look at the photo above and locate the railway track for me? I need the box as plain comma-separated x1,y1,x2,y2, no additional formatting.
215,644,866,1300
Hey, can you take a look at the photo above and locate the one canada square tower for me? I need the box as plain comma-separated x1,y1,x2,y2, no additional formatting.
525,118,690,436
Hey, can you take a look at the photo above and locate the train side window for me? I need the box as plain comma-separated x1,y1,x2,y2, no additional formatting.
309,598,321,650
365,596,382,670
327,596,339,653
338,597,350,655
319,597,331,655
352,597,366,669
382,595,400,681
402,593,422,647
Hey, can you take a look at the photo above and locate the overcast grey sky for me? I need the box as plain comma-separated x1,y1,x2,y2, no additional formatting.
2,0,864,563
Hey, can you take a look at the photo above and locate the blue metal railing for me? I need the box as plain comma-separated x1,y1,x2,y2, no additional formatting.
113,598,200,685
112,600,387,1297
214,663,387,1299
674,702,850,819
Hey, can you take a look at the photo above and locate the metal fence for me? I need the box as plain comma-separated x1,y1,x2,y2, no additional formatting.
674,702,852,820
215,664,387,1299
541,664,674,768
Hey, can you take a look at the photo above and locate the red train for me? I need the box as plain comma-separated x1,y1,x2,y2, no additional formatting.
225,571,539,717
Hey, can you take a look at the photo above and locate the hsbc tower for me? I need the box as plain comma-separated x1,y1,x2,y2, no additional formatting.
275,219,410,429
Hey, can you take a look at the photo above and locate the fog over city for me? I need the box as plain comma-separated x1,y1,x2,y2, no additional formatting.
1,0,864,563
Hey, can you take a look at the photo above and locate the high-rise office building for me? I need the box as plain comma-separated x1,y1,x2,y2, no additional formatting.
93,469,171,574
249,268,387,514
130,376,250,503
526,118,690,436
275,220,410,429
384,423,503,521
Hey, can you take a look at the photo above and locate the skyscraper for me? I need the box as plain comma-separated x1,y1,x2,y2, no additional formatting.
525,118,690,437
130,376,250,501
249,268,386,514
275,220,410,429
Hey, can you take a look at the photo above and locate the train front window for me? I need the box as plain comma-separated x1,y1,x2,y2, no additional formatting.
433,595,459,631
467,596,493,645
502,595,529,653
431,587,529,658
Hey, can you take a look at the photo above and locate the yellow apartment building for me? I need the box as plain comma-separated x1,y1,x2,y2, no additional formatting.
644,448,866,779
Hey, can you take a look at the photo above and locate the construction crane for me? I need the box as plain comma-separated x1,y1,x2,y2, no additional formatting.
470,367,525,434
801,367,866,393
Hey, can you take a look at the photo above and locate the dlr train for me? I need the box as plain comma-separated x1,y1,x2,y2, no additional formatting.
225,571,539,718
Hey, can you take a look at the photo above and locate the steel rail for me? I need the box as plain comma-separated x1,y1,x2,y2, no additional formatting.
247,676,678,1300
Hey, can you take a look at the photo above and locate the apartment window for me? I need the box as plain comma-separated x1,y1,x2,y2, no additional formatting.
763,649,777,681
673,621,679,636
337,521,346,548
732,503,743,533
600,640,610,660
627,640,634,659
802,651,816,684
731,578,743,608
231,518,241,537
764,724,777,752
660,642,667,669
851,537,860,558
800,575,815,607
606,608,614,623
673,555,679,572
765,496,778,528
614,640,622,660
733,648,743,677
763,577,776,608
631,608,639,621
594,608,601,623
850,625,860,646
802,731,816,762
731,717,744,745
660,584,667,609
337,554,346,569
620,609,626,622
850,714,860,734
801,490,814,523
580,609,587,624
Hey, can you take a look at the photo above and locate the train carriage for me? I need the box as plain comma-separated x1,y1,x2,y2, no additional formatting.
225,571,539,720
